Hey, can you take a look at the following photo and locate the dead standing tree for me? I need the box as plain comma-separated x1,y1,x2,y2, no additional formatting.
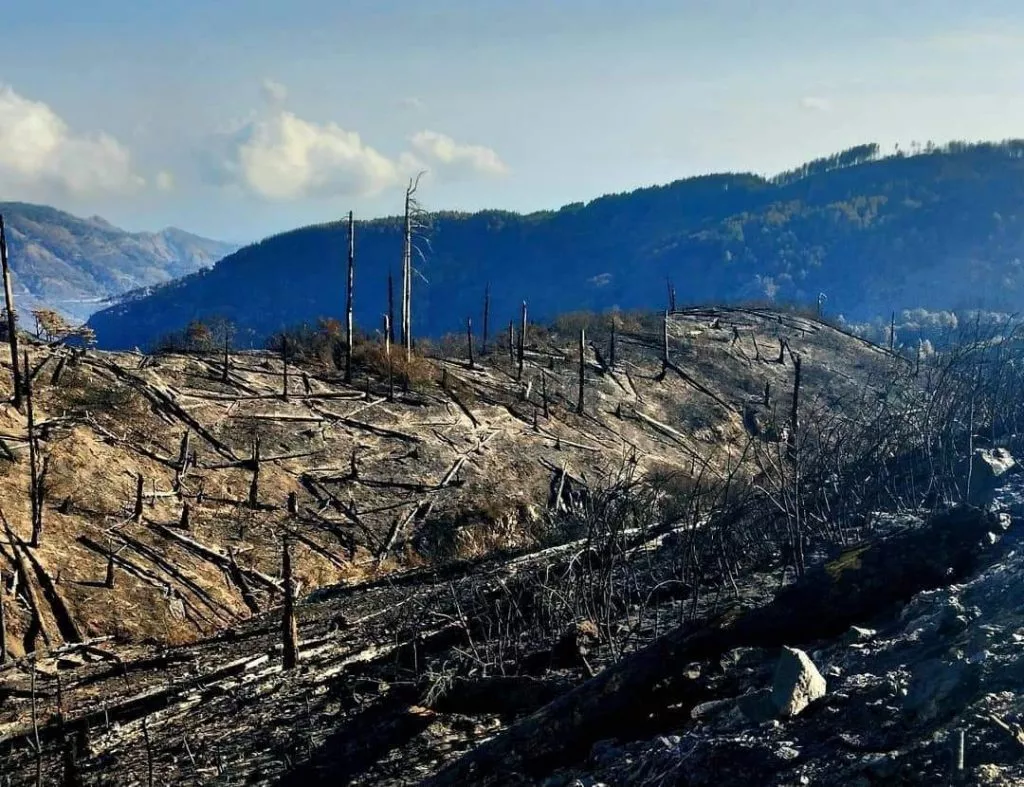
400,172,428,363
1,215,22,410
24,352,45,547
576,328,586,415
345,210,355,384
517,301,527,381
467,317,475,370
248,434,262,509
281,336,290,401
281,537,299,669
482,284,491,354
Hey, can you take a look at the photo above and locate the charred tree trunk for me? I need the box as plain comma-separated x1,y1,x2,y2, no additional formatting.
287,491,298,516
281,336,290,401
222,332,230,383
25,358,43,546
281,538,299,669
662,310,670,369
508,320,515,366
889,311,896,352
387,270,396,345
542,374,549,418
248,435,261,509
174,430,191,491
105,539,116,589
517,301,527,381
384,314,395,402
576,328,586,415
482,284,490,354
787,354,801,456
1,215,22,411
467,317,475,370
609,315,616,368
666,278,677,312
0,572,6,664
179,503,190,530
345,210,355,384
132,472,144,523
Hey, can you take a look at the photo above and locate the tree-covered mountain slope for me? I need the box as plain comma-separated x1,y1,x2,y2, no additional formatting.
87,141,1024,350
0,202,238,322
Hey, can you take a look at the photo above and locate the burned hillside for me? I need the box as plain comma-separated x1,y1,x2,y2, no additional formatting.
1,306,1019,785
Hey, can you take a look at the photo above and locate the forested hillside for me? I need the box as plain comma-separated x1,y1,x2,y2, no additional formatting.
0,202,238,322
87,141,1024,349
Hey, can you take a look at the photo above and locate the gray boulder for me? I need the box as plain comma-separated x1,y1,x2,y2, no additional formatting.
772,646,827,717
961,448,1016,508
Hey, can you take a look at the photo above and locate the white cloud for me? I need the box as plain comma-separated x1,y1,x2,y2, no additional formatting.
408,130,509,178
205,91,509,200
261,78,289,105
0,83,144,197
799,96,831,112
155,170,175,192
209,111,401,200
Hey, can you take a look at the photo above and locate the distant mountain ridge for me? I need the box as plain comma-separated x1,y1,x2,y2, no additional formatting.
87,141,1024,349
0,201,239,322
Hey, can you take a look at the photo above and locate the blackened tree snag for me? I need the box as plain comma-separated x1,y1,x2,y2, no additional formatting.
281,538,299,669
609,315,617,368
482,284,490,354
0,571,6,664
281,336,290,401
889,311,896,352
384,315,395,402
132,472,144,523
576,328,586,415
517,301,527,381
248,435,261,509
25,358,43,546
1,215,22,411
222,330,231,383
666,278,677,312
467,317,475,370
662,310,670,369
542,374,549,418
387,270,396,345
345,210,355,384
401,172,426,364
174,430,191,492
787,353,802,457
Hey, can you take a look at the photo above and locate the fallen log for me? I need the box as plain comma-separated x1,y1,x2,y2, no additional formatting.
426,506,1006,785
148,524,282,593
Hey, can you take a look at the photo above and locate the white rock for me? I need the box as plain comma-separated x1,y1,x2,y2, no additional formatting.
772,646,827,717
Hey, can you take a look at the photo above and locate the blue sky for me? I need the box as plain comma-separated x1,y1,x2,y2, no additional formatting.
1,0,1023,242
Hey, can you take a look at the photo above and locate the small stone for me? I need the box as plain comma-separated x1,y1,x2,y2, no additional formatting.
772,647,827,717
845,625,877,644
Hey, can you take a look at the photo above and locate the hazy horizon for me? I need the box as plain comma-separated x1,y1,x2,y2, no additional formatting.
3,1,1024,243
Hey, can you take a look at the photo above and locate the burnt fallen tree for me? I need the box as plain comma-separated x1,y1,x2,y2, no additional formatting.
426,505,1006,785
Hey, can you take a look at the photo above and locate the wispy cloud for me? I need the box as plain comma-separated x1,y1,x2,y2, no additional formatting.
799,96,831,112
260,78,289,105
407,130,509,179
0,83,144,197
